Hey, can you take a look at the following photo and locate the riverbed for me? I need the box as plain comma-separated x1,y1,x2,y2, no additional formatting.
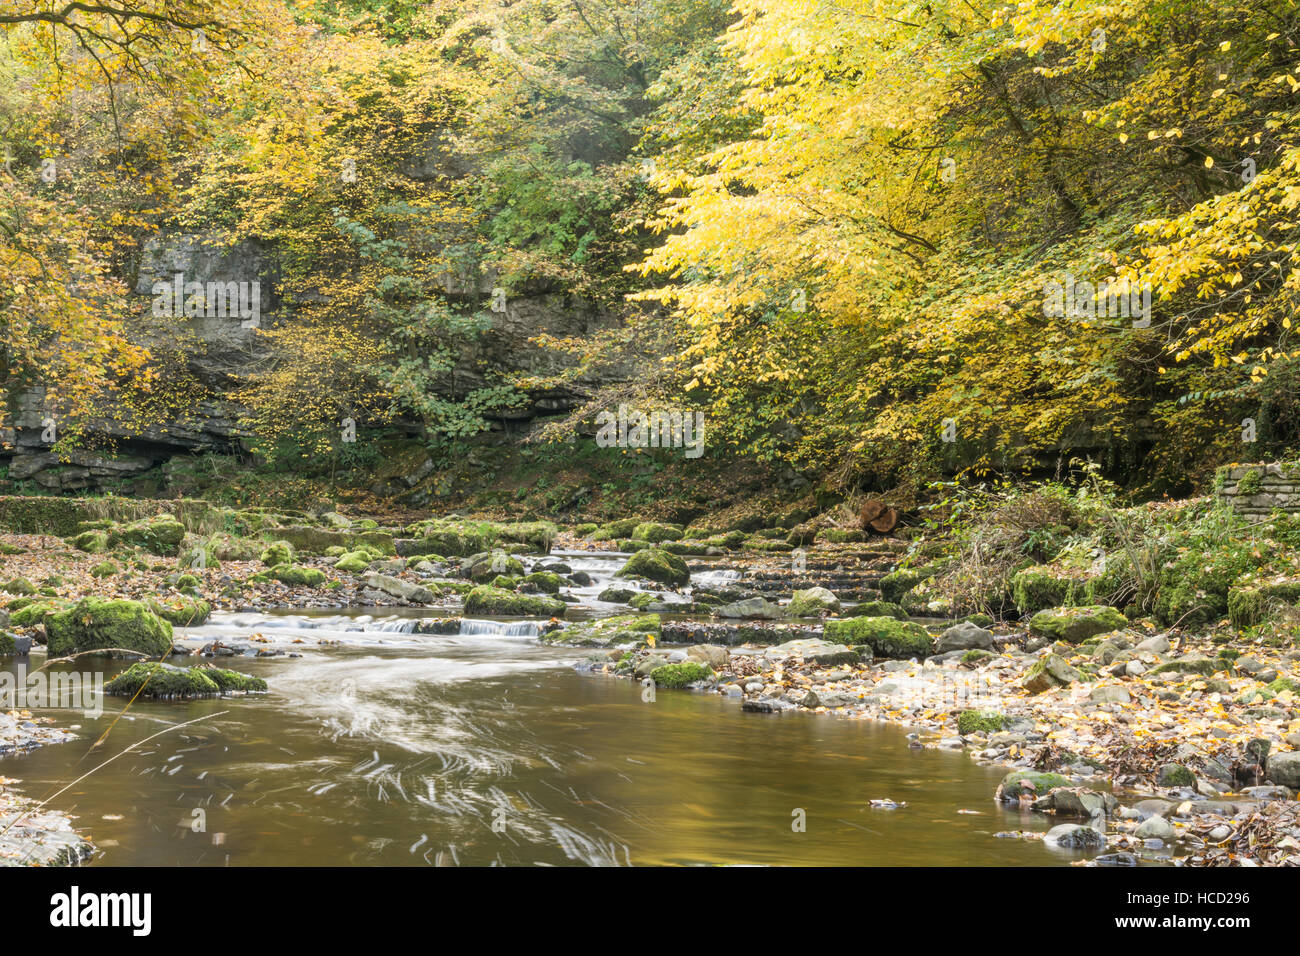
0,607,1085,866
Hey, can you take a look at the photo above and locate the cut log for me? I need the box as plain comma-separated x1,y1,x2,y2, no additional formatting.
868,507,899,534
859,499,886,527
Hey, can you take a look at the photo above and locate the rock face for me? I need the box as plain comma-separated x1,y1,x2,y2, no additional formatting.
2,227,629,491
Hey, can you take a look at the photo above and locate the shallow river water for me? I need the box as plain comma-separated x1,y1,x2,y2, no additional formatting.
0,549,1091,866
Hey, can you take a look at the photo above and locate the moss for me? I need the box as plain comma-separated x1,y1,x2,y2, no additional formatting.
148,596,212,627
468,551,526,581
1150,656,1218,676
850,600,907,620
632,522,684,543
962,649,994,664
260,540,295,566
46,597,173,657
1228,581,1300,628
9,599,68,627
176,573,201,591
1236,468,1264,495
463,585,566,617
90,560,118,578
333,551,370,574
1,577,36,595
649,661,713,689
824,615,933,658
109,513,186,556
521,571,563,594
879,569,922,603
1267,677,1300,695
615,548,690,586
997,770,1070,802
0,631,14,655
73,529,109,553
104,661,266,698
1027,605,1126,644
546,614,660,646
271,564,327,587
628,591,656,610
591,518,641,540
573,523,599,538
1010,566,1075,614
958,710,1004,735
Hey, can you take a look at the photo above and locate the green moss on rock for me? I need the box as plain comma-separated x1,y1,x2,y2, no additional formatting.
105,661,267,698
1027,605,1126,644
148,596,212,627
615,548,689,587
823,616,933,658
46,598,173,657
958,710,1004,735
464,585,566,617
650,661,713,689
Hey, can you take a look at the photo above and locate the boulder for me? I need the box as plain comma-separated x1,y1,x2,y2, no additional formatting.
615,548,690,587
464,585,565,618
823,616,933,658
1027,606,1126,644
45,598,173,658
1266,750,1300,789
1022,654,1082,693
715,597,785,620
935,621,994,653
786,587,841,616
362,573,435,604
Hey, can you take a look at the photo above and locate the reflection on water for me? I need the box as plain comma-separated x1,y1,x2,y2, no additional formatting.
2,611,1076,866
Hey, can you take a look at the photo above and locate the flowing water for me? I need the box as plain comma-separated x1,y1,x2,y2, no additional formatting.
0,550,1086,866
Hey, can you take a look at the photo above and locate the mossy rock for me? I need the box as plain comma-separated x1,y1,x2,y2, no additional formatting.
72,529,108,553
958,710,1004,735
46,598,173,658
1011,566,1076,614
271,564,327,587
148,596,212,627
0,631,15,655
467,551,526,582
9,599,68,628
597,587,637,603
962,649,994,665
823,616,933,658
545,614,659,646
1150,655,1217,677
175,573,201,592
260,540,295,566
90,560,118,578
616,538,654,552
997,770,1071,802
463,585,566,618
850,600,907,620
1228,581,1300,628
109,514,186,556
628,591,656,610
632,522,684,543
649,661,713,689
105,661,267,698
879,569,923,603
333,551,370,574
786,587,842,616
1267,677,1300,695
573,523,599,538
490,574,520,590
592,518,642,541
1,577,37,595
1023,654,1082,693
615,548,689,587
521,571,563,594
1027,606,1126,644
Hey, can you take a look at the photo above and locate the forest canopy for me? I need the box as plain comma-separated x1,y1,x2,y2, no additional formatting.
2,0,1298,494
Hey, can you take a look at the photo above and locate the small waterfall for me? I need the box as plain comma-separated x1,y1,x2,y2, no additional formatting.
376,619,419,633
458,619,541,638
694,569,743,588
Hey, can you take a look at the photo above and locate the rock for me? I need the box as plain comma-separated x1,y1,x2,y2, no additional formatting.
1136,635,1171,654
823,616,933,658
615,548,690,587
1032,787,1119,818
786,587,841,616
1089,684,1131,704
685,644,730,669
1125,660,1147,677
360,573,436,603
1027,605,1127,644
597,587,637,603
1134,815,1176,841
936,621,994,653
548,614,658,647
957,710,1004,735
147,596,212,627
714,597,785,620
45,598,173,658
1044,823,1106,849
996,770,1072,803
1022,653,1082,693
1133,799,1174,820
649,661,713,688
1093,852,1138,866
1157,763,1196,788
741,698,785,713
1265,750,1300,789
1151,655,1218,676
104,661,266,698
467,550,525,582
334,551,370,574
108,513,187,556
463,586,565,617
260,540,295,566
